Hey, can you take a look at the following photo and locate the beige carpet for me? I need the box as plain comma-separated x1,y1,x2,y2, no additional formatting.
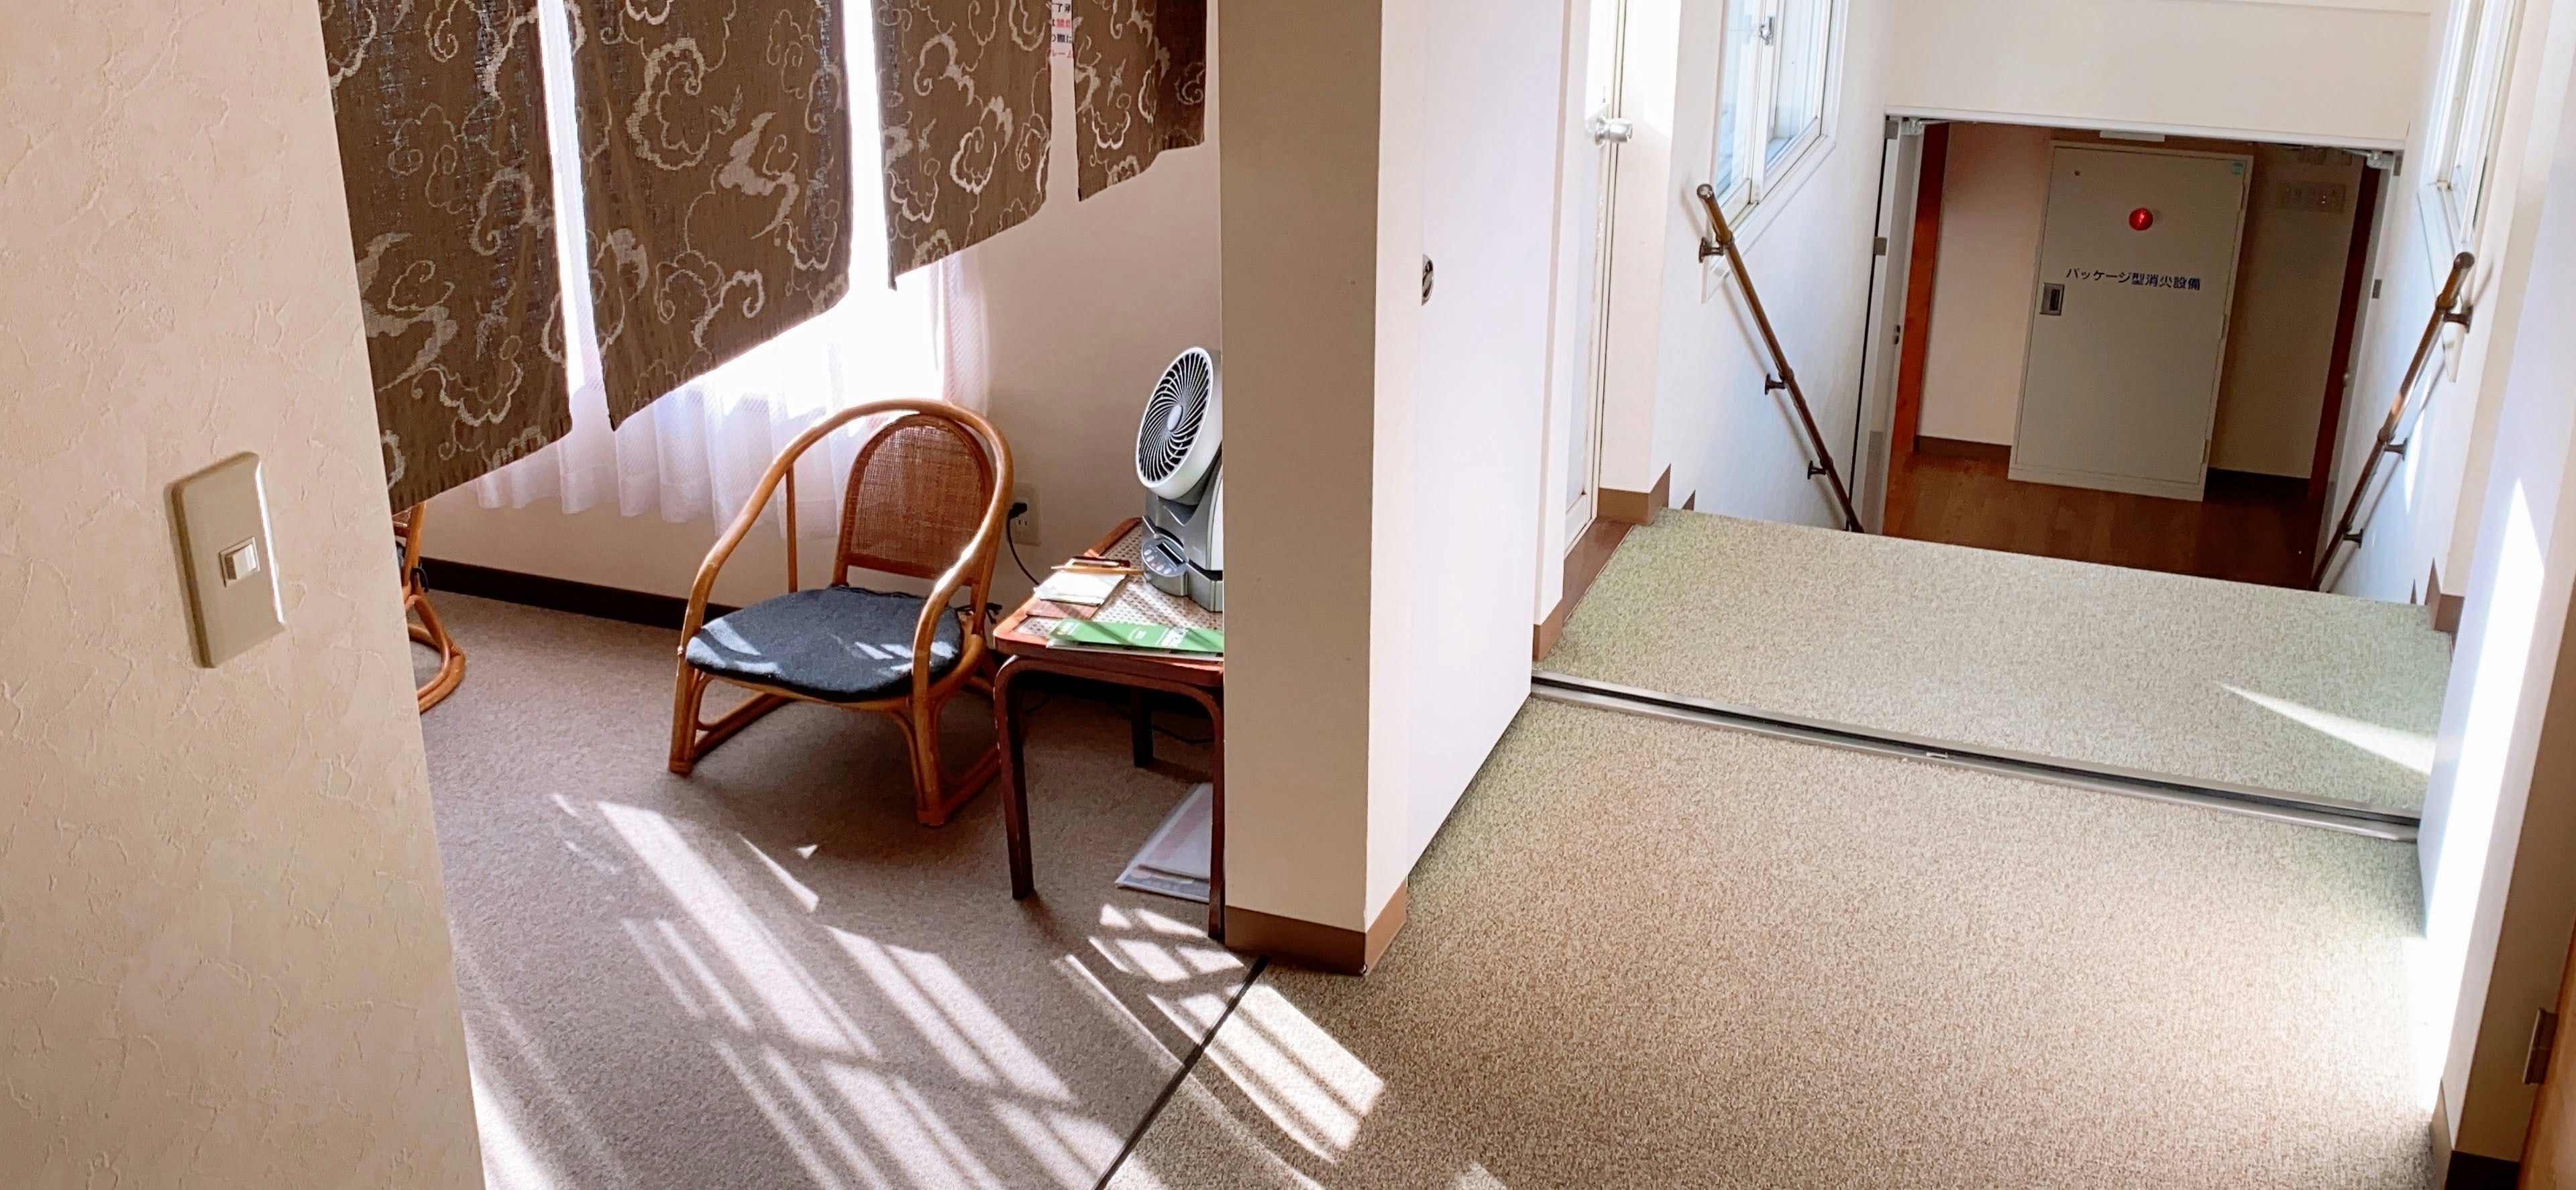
1544,511,2453,812
1110,700,2429,1189
415,594,1252,1190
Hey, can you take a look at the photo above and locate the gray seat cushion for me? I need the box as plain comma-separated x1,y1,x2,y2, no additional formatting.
685,586,965,703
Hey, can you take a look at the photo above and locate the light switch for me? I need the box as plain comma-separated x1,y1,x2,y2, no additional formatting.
172,453,284,667
218,538,262,585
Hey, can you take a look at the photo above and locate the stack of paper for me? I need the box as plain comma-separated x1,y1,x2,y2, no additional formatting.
1117,783,1214,903
1032,567,1127,607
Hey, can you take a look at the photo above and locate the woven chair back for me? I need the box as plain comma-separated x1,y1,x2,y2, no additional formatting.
834,413,998,586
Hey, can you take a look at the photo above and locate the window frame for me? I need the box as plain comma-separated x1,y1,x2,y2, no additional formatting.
2421,0,2522,252
1707,0,1843,227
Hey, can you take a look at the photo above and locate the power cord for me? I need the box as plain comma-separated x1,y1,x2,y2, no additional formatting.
1006,500,1040,586
995,507,1214,748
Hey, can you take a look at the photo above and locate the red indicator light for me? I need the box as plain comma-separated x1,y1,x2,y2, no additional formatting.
2129,207,2155,231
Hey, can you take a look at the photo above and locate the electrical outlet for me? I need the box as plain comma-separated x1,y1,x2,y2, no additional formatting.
1010,484,1041,546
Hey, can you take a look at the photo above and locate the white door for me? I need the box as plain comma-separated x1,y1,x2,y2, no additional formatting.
1560,0,1627,545
1853,120,1926,532
2012,144,2251,500
1409,0,1562,863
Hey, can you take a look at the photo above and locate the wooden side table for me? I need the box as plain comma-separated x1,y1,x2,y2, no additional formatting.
991,520,1226,939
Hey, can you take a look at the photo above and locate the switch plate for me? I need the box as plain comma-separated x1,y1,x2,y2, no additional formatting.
172,453,284,667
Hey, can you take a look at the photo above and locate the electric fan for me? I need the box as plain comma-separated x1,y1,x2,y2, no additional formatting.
1136,346,1224,612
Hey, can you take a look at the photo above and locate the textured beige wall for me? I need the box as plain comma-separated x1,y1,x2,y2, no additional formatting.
0,0,484,1185
2427,36,2576,1162
2212,144,2365,479
967,32,1225,604
2328,0,2574,604
1918,123,2053,447
1884,0,2428,148
1607,0,1897,525
1219,0,1385,931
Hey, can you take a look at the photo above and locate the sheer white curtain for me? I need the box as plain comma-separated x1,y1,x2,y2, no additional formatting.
473,0,975,535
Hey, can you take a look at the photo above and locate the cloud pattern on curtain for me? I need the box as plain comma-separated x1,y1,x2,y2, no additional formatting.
1072,0,1206,198
319,0,571,511
872,0,1053,281
570,0,855,427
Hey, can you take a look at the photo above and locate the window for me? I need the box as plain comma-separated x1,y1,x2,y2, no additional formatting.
473,0,955,531
1711,0,1836,216
2424,0,2521,245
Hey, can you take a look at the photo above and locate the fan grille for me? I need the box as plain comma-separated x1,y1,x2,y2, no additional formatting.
1137,349,1212,486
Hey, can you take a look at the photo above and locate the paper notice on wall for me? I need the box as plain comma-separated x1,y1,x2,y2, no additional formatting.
2277,181,2351,215
1052,0,1071,60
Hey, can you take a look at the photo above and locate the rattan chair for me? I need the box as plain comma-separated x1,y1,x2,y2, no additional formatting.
397,503,466,712
669,399,1014,827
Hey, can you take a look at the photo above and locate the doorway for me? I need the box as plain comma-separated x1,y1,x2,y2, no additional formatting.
2015,144,2252,500
1557,0,1627,548
1858,121,2385,590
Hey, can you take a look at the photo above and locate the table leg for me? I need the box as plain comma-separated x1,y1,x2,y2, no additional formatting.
1187,690,1225,942
1129,688,1154,767
995,659,1035,900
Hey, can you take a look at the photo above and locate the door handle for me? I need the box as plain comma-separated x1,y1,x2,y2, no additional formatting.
2040,283,2065,317
1589,115,1634,144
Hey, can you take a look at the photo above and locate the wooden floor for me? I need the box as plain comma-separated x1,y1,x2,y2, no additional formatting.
1886,448,2323,588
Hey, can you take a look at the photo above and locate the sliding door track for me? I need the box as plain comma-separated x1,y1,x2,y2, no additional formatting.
1530,671,2420,842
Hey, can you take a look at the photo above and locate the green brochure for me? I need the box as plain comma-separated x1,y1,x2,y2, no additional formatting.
1046,618,1225,656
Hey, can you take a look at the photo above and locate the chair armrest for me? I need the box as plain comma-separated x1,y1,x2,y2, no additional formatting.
681,401,920,651
908,416,1016,700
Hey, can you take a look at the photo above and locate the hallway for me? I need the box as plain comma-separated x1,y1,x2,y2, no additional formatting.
1886,446,2326,589
416,567,2437,1189
1113,700,2426,1189
1544,510,2449,812
1108,510,2446,1185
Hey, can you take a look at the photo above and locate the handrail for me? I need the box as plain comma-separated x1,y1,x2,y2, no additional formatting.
2312,251,2475,590
1695,184,1864,532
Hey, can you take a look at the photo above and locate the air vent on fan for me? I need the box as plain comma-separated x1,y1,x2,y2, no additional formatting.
1136,347,1221,500
1132,345,1224,611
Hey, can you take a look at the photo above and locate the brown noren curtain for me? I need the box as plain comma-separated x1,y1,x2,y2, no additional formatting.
1073,0,1205,198
320,0,571,511
572,0,855,427
872,0,1053,282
